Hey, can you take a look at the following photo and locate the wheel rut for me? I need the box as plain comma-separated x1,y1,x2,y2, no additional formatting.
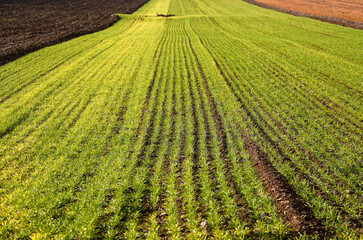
243,132,327,235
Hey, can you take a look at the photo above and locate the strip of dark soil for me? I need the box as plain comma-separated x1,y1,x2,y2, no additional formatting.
232,78,362,230
243,133,327,236
196,32,359,198
156,13,175,17
143,68,174,236
134,37,167,140
186,33,329,235
182,43,209,235
211,55,355,230
190,62,219,236
187,35,253,230
0,0,149,66
194,54,251,225
153,74,176,236
228,72,361,231
242,0,363,30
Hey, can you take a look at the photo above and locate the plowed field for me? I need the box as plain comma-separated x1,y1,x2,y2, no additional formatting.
0,0,362,238
0,0,148,65
246,0,363,29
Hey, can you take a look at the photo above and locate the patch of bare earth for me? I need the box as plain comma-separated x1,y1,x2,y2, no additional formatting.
243,0,363,30
243,133,329,236
0,0,149,66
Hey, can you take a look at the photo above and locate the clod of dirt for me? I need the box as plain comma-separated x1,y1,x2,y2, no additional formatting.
156,13,175,17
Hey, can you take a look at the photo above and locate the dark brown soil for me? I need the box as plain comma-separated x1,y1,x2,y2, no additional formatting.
243,0,363,30
243,133,329,236
0,0,148,66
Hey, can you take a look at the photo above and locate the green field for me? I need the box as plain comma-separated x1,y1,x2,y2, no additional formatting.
0,0,362,238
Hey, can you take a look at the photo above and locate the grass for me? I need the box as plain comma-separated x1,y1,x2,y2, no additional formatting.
0,0,362,238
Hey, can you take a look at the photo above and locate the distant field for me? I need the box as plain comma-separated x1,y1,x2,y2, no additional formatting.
246,0,363,29
0,0,362,238
0,0,148,65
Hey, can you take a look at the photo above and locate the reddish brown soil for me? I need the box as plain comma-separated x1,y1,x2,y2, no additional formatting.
244,0,363,30
0,0,148,66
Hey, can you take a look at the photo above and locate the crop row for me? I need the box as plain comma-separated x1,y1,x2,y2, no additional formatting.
0,0,362,238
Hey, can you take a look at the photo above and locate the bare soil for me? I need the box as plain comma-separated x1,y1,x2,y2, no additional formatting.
243,133,329,236
243,0,363,30
0,0,148,66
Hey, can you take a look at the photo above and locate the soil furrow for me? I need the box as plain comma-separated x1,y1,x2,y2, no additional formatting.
186,41,222,231
226,73,361,225
93,188,116,238
198,39,357,195
130,67,170,236
67,98,93,130
171,45,189,237
140,68,176,237
183,45,200,181
242,132,327,236
187,32,328,235
136,62,167,167
135,37,166,138
196,63,252,227
156,157,172,239
184,66,205,229
187,35,253,232
94,38,168,239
